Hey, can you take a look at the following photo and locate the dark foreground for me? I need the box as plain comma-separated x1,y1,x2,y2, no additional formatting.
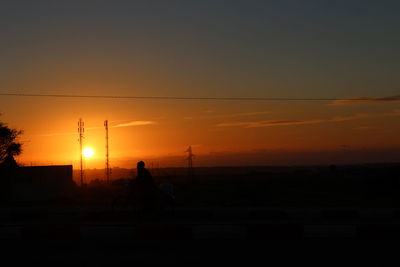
1,207,400,265
3,239,398,266
2,164,400,265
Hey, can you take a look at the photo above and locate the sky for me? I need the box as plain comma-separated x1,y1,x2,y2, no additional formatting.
0,0,400,169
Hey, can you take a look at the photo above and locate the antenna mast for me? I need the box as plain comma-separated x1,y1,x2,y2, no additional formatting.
104,120,111,183
78,118,85,186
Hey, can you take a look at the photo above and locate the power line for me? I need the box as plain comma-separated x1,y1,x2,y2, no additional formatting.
0,92,360,101
0,92,398,102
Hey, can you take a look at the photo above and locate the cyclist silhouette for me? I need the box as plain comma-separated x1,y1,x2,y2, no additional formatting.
128,161,160,215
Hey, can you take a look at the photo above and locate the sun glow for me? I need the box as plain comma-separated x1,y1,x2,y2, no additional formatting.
83,147,94,158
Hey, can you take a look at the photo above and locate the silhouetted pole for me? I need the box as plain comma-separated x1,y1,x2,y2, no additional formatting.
78,118,85,186
186,146,194,177
104,120,111,184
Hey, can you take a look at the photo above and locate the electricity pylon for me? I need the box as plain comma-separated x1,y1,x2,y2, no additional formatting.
186,146,194,177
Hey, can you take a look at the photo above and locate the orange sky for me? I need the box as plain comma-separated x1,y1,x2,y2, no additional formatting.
1,1,400,169
2,96,400,169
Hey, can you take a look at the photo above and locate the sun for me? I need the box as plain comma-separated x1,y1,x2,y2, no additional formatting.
83,147,94,158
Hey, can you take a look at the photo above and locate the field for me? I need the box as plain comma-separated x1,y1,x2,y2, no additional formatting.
75,164,400,208
2,164,400,263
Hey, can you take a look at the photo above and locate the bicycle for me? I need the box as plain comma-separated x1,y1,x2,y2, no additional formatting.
111,180,175,219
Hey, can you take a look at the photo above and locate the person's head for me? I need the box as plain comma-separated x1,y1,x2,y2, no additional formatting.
137,161,145,169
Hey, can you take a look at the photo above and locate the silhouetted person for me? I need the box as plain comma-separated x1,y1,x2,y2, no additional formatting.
136,161,155,187
129,161,160,216
127,161,175,218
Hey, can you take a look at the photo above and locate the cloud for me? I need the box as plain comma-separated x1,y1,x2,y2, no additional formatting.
216,113,383,128
353,126,376,130
217,119,323,128
329,113,372,122
330,95,400,106
185,111,271,120
39,120,156,136
112,121,156,128
234,111,272,117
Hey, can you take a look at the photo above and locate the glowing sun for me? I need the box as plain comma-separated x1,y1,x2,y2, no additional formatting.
83,147,94,158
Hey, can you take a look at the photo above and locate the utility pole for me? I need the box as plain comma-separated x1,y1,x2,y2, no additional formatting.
186,146,194,177
78,118,85,187
104,120,111,184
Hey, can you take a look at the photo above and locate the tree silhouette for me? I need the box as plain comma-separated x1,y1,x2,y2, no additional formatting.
0,120,22,164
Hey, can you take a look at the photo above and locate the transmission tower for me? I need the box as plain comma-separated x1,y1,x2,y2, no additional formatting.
104,120,111,184
186,146,194,177
78,118,85,186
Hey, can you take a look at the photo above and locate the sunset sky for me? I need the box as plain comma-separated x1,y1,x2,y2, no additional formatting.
1,0,400,169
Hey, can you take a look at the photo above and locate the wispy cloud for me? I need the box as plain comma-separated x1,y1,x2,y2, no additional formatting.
234,111,272,117
185,111,270,120
330,95,400,106
329,113,373,122
217,119,322,128
216,113,387,128
112,121,156,128
353,126,376,130
38,120,156,136
39,127,104,136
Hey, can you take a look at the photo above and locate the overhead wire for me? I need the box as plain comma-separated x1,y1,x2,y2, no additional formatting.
0,92,383,102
